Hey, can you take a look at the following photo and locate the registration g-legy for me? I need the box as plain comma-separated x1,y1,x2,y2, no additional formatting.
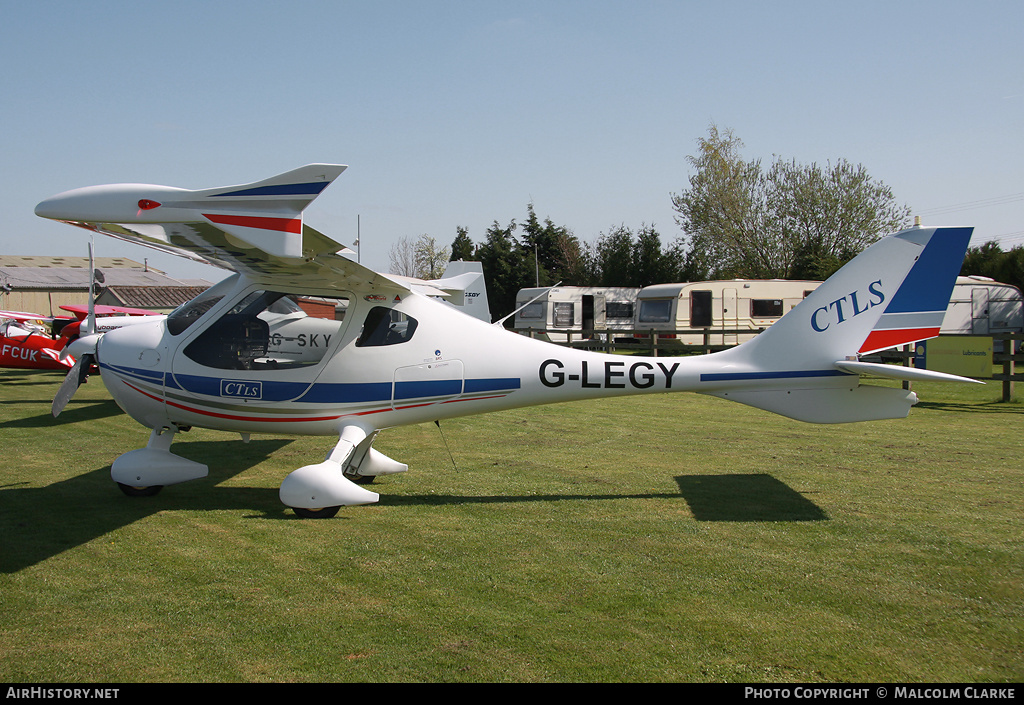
35,164,980,518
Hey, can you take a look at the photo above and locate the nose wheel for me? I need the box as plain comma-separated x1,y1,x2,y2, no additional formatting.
117,483,164,497
292,505,341,519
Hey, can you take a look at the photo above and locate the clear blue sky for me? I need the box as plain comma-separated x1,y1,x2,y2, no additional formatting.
2,0,1021,284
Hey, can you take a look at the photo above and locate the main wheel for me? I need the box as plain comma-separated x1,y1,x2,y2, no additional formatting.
292,505,341,519
117,483,163,497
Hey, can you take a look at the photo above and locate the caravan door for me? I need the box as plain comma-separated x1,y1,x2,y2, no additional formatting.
972,287,990,335
582,294,606,336
723,287,738,345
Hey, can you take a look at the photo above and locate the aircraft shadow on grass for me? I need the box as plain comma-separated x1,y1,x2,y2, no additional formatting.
914,399,1023,414
675,474,829,522
383,474,827,524
0,398,123,428
2,457,827,572
0,438,294,573
0,370,70,387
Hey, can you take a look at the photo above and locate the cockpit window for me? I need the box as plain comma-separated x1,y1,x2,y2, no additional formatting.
356,307,418,347
166,277,237,336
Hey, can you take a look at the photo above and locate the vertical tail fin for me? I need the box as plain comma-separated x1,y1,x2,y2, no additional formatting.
704,226,973,423
721,226,973,371
436,260,491,323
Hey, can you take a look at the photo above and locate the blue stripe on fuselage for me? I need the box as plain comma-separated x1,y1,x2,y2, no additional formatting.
107,364,521,404
700,370,848,382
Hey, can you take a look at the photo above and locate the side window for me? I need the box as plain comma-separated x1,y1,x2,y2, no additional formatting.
184,290,346,370
356,307,419,347
184,312,269,370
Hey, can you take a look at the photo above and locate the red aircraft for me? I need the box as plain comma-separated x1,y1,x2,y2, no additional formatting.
0,310,73,371
1,305,159,372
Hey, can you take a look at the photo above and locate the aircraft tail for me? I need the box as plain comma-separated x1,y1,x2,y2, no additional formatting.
434,260,491,322
703,226,976,423
389,261,492,323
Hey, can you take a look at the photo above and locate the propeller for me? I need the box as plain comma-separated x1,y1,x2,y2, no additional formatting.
51,334,101,417
53,242,103,417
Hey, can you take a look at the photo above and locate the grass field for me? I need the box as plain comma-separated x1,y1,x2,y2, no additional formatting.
0,367,1021,682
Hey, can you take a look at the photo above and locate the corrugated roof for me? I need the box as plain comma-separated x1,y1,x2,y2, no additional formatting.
0,255,150,269
0,266,205,290
98,286,209,309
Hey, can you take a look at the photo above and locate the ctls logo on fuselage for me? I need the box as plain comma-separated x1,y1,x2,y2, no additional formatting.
810,280,885,333
221,379,263,400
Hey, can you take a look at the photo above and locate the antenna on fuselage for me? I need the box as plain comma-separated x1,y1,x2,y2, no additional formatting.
434,420,459,473
493,281,562,328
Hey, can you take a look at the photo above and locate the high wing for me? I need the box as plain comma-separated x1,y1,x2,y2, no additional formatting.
35,164,411,297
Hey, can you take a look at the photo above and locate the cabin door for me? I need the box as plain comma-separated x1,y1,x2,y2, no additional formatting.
392,360,465,410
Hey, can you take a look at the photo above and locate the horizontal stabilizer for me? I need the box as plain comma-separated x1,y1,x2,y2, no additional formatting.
833,359,983,384
704,385,919,424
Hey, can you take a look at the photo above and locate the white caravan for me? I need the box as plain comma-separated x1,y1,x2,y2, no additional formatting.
634,279,823,347
941,276,1023,336
514,286,640,342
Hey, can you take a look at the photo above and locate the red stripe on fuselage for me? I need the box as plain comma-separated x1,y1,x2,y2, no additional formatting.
120,380,510,425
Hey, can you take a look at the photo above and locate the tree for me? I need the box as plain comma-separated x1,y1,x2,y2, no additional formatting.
414,235,450,279
476,219,526,323
592,225,634,286
961,241,1024,293
671,124,910,280
450,226,476,261
630,224,684,287
671,125,767,278
554,230,591,286
770,158,911,280
387,236,418,277
519,203,583,286
588,224,685,287
389,234,451,279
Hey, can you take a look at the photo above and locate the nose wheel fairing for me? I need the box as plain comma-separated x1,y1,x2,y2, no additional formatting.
110,427,208,491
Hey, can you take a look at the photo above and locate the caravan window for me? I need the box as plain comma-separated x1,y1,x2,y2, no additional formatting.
605,302,634,320
751,299,784,318
639,299,672,323
553,302,574,327
518,302,543,320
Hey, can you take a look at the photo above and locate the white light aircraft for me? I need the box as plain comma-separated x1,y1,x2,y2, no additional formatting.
35,164,979,517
